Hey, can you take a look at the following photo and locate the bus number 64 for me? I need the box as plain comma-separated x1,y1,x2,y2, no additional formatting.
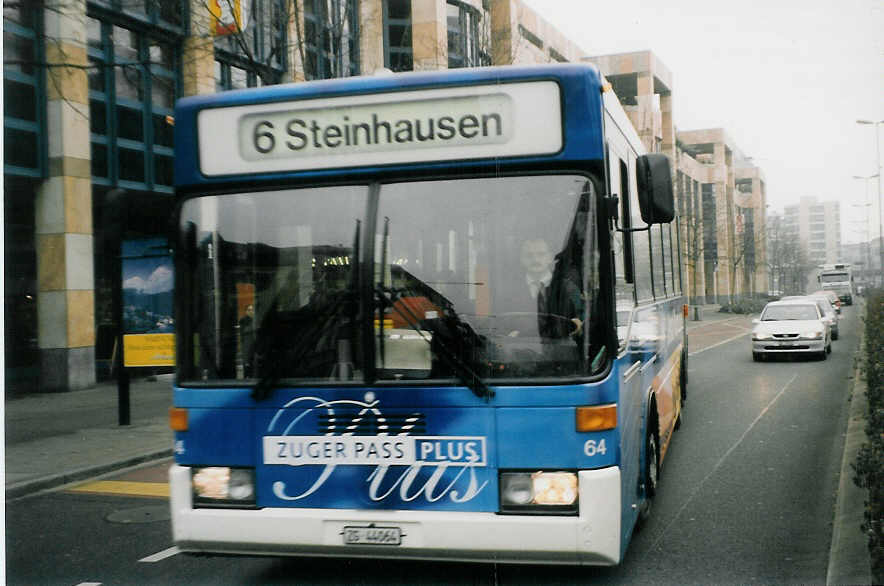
583,439,607,457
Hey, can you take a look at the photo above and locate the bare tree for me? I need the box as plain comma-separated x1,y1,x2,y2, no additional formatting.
765,213,813,295
677,177,706,305
728,207,766,300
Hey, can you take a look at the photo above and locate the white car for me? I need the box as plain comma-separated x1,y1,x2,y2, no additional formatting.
751,300,831,362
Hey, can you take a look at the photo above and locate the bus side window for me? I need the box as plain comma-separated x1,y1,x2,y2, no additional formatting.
629,156,653,303
619,159,634,285
611,156,635,351
651,224,666,299
663,222,676,296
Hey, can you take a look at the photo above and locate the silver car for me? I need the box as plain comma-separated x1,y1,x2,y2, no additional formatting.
751,300,832,361
780,295,840,340
812,289,842,314
807,295,840,340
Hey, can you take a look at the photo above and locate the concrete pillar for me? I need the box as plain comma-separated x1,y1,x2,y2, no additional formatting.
489,0,515,65
359,0,385,74
755,180,768,293
182,0,215,96
660,93,675,159
286,0,307,82
411,0,447,70
635,71,656,152
693,181,707,304
37,0,94,391
712,143,735,301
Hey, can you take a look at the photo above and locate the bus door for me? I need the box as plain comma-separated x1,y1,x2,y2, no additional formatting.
610,152,644,535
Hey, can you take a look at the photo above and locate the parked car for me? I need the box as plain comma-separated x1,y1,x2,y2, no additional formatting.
751,300,831,362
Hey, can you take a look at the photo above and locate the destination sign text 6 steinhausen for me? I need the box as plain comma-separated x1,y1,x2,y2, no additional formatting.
197,81,562,175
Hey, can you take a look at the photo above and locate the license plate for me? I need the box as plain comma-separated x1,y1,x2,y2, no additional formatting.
343,525,402,546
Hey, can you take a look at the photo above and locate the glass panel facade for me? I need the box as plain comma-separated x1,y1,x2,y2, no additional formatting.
214,0,286,90
447,1,489,68
87,10,181,191
383,0,412,72
3,5,44,177
303,0,360,80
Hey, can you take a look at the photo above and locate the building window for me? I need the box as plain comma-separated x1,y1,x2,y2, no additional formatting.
89,0,185,28
517,24,543,50
743,210,755,270
304,0,360,80
383,0,412,72
3,2,45,177
87,10,182,192
702,184,717,260
447,1,488,68
549,47,567,63
214,0,287,90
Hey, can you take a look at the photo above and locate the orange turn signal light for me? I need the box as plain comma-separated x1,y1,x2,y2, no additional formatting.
169,407,189,431
576,404,617,432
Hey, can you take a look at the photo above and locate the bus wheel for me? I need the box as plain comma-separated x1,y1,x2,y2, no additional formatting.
639,417,659,523
680,349,688,401
674,382,684,430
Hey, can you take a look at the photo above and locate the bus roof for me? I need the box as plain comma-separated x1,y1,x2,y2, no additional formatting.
173,64,607,190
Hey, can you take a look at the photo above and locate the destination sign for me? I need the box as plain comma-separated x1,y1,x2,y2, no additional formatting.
198,81,562,175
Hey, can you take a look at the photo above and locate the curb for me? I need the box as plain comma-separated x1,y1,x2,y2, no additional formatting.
826,300,872,585
5,448,173,502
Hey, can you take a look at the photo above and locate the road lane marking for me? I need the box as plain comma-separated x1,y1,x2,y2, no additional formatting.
68,480,169,498
139,546,181,563
649,373,799,552
688,329,750,357
686,316,748,331
75,583,103,586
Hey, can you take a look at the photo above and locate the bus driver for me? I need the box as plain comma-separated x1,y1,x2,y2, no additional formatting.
502,237,583,339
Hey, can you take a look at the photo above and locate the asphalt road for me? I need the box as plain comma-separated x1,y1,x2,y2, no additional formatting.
4,307,860,585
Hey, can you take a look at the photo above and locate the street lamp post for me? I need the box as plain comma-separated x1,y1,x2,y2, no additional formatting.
856,119,883,286
852,175,878,285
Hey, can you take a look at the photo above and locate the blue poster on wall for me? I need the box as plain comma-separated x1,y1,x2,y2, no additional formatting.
121,238,174,335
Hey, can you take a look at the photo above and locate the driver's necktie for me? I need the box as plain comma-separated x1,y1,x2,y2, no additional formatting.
535,282,547,314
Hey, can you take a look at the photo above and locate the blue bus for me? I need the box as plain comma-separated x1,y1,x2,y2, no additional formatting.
169,63,687,565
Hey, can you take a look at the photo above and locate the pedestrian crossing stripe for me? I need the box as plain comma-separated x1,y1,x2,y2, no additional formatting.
69,480,169,498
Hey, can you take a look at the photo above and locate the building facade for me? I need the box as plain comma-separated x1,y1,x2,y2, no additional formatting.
783,195,843,278
4,1,768,392
3,0,592,393
586,52,768,304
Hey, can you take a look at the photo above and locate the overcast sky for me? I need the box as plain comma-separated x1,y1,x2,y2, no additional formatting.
522,0,883,244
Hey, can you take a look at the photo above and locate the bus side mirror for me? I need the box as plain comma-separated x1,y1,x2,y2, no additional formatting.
636,153,674,224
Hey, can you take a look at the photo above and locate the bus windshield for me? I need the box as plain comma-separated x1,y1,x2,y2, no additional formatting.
820,273,848,283
178,174,600,386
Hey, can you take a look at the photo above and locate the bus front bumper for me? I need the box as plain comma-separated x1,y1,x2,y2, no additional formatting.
169,464,623,566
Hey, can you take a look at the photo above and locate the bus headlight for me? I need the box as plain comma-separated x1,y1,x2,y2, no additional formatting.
192,467,256,507
499,471,578,514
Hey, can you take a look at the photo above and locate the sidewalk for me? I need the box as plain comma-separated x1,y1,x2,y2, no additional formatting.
4,374,174,500
828,297,873,585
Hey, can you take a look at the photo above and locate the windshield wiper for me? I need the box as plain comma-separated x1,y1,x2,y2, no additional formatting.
375,284,493,401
